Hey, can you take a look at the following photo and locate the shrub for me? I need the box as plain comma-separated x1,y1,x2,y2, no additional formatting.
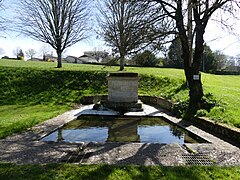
1,56,9,59
208,106,225,121
172,100,189,117
172,93,219,118
196,109,208,117
133,50,159,67
17,49,25,60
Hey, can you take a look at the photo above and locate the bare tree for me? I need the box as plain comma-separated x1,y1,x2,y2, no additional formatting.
98,0,169,70
214,50,227,70
17,0,90,68
39,45,52,61
25,49,37,60
236,54,240,67
12,47,21,58
13,47,24,60
154,0,240,116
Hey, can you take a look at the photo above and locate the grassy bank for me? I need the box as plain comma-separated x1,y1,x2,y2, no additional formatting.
0,59,239,139
202,74,240,126
0,163,239,180
0,60,185,139
0,60,240,178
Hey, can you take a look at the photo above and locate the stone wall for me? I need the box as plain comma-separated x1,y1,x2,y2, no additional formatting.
81,95,173,110
139,96,173,110
81,95,107,105
192,117,240,147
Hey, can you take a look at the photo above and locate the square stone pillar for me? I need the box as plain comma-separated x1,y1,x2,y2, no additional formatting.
100,72,143,112
107,72,139,103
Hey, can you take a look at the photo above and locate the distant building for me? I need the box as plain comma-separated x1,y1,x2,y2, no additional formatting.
224,66,240,72
78,54,98,63
62,51,111,64
81,51,109,63
65,56,84,64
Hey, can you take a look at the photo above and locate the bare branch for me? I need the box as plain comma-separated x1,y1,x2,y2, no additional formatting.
17,0,91,68
97,0,171,70
25,49,37,60
153,0,240,114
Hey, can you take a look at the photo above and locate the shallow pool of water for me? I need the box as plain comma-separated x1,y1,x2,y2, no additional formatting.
41,115,207,144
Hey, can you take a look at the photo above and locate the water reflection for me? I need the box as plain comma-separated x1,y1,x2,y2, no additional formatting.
42,116,205,144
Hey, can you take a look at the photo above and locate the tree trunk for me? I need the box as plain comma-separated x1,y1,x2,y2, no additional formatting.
175,1,205,116
57,51,62,68
186,16,205,115
184,35,204,116
188,80,203,114
186,69,204,115
119,56,124,71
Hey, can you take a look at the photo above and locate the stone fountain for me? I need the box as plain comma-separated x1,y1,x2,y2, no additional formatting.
95,72,143,113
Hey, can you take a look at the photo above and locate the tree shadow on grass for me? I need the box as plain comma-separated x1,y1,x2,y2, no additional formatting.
0,162,206,180
174,82,188,94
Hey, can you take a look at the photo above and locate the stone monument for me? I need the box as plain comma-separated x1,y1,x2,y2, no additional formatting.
96,72,143,113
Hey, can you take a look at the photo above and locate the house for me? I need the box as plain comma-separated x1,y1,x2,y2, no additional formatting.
65,56,84,64
78,54,98,63
79,51,109,63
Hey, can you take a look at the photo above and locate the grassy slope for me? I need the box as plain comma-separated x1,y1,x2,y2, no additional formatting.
0,59,239,140
0,105,69,137
203,74,240,126
0,60,239,177
0,64,108,138
0,60,186,138
0,164,240,180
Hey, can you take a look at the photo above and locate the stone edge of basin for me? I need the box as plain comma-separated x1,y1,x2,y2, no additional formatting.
81,95,240,147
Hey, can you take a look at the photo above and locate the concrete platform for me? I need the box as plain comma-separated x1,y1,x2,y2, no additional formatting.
0,104,239,166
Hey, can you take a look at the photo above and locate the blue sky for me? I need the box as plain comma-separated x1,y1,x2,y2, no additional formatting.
0,0,240,58
0,0,107,58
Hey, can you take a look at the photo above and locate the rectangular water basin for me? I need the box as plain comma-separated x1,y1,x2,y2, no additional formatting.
41,115,208,144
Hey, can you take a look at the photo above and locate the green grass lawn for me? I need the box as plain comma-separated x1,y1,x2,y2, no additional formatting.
0,60,186,139
202,74,240,126
0,59,239,140
0,163,239,180
0,105,70,138
0,59,240,179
